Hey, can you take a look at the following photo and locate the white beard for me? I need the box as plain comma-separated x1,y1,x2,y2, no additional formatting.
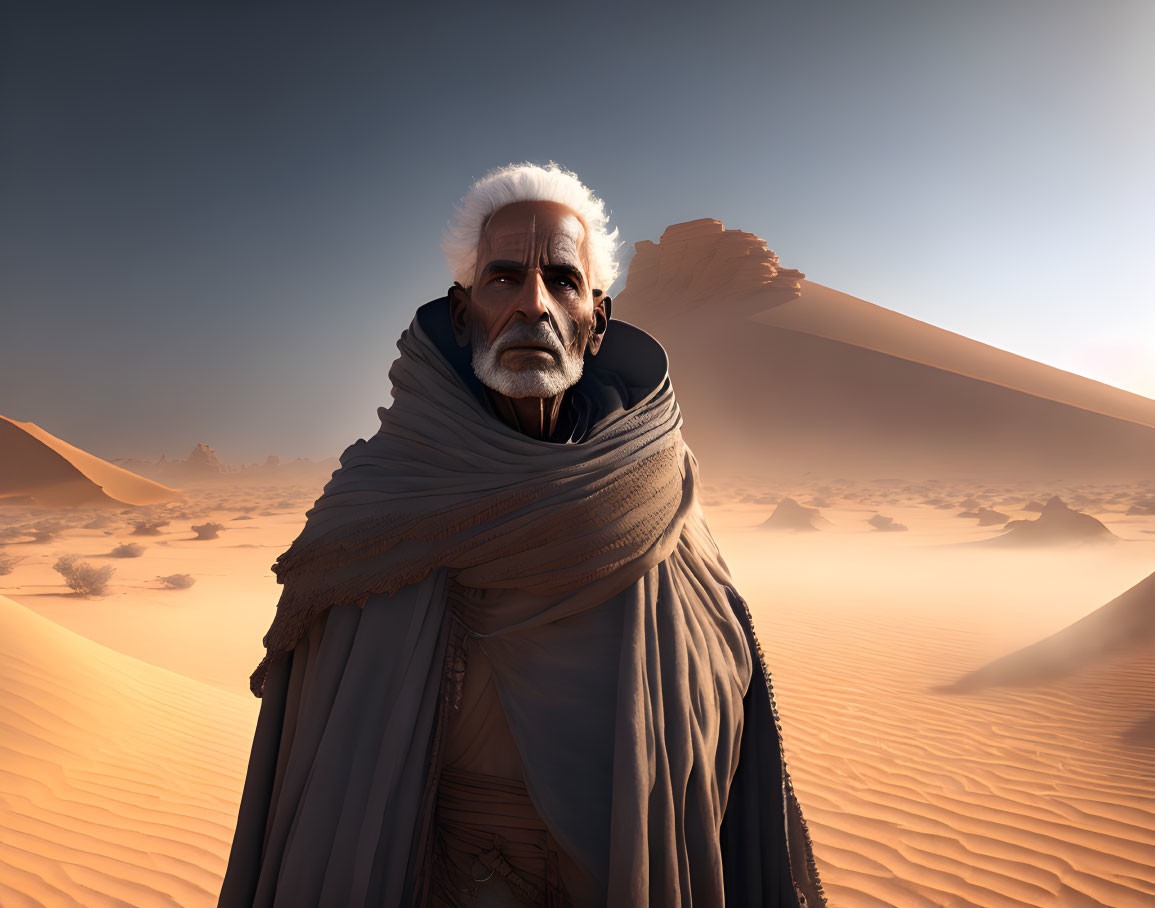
471,320,585,399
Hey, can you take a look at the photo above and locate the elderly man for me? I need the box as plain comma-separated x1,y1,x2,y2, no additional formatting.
219,162,825,907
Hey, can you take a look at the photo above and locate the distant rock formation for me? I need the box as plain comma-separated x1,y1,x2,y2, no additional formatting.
988,496,1116,546
186,443,226,472
109,446,339,485
614,219,1155,481
868,514,908,532
958,507,1009,526
760,497,830,532
940,569,1155,691
622,219,804,321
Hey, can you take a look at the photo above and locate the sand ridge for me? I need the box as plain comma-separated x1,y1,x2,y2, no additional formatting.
2,473,1155,905
1,414,182,508
0,592,257,907
711,512,1155,908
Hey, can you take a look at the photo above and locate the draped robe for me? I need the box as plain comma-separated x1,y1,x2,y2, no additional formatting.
218,298,826,907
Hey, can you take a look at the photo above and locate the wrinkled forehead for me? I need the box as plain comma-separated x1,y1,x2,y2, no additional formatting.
477,201,589,268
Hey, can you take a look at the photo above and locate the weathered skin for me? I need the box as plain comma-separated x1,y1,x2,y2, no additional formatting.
448,200,610,440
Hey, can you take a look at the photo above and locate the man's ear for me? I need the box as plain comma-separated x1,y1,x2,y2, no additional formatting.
586,295,611,356
448,282,471,347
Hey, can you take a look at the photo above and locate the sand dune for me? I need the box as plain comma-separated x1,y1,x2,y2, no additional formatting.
0,593,255,906
615,220,1155,480
2,477,1154,905
756,280,1155,431
946,569,1155,690
1,414,182,508
713,526,1155,908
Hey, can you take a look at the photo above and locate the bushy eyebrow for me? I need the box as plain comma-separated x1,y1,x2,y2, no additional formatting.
480,260,529,277
480,260,585,286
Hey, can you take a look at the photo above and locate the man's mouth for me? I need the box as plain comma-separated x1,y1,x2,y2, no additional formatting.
499,342,558,357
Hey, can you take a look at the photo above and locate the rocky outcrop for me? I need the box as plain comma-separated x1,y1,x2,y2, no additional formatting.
760,497,829,532
186,443,227,472
990,496,1116,546
619,219,804,321
958,507,1009,526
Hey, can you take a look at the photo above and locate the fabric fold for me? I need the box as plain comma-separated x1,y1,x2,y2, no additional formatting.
222,298,826,906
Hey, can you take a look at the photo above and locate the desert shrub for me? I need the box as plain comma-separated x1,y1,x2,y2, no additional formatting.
131,519,170,536
191,522,224,540
31,520,64,543
0,551,24,575
52,553,115,596
108,542,147,558
156,573,196,590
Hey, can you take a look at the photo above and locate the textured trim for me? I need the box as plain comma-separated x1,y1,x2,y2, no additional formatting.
732,590,828,907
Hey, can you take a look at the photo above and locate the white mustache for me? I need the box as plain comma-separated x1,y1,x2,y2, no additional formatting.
491,322,565,358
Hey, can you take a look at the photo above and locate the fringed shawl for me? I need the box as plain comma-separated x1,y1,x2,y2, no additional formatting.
250,306,684,697
228,301,826,907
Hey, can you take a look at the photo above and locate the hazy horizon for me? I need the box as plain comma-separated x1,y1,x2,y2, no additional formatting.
3,0,1153,464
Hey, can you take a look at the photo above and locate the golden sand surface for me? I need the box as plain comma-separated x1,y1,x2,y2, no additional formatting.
0,592,256,906
1,482,1153,906
711,497,1155,908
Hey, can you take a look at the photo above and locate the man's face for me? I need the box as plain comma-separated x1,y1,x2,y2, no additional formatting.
451,200,607,399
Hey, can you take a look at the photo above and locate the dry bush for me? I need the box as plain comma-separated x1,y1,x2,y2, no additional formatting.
156,573,196,590
0,551,25,575
31,520,64,543
108,542,147,558
131,519,170,536
191,522,224,540
52,553,115,596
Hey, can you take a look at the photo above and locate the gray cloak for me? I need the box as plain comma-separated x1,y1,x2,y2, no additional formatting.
218,300,826,907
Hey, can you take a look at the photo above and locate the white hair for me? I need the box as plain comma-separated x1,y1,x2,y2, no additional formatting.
441,160,621,294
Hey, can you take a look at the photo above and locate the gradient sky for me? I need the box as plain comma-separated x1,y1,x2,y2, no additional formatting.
3,0,1153,464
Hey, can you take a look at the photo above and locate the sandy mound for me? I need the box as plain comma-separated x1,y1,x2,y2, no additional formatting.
0,414,182,508
989,496,1117,547
715,526,1155,908
944,569,1155,691
0,593,255,906
614,220,1155,480
760,496,830,531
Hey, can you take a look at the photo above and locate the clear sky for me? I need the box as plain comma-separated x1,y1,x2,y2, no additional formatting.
3,0,1153,463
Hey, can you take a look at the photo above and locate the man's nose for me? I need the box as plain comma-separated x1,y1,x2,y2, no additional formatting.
515,268,552,322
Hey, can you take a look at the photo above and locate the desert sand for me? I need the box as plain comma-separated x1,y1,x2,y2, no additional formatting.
0,591,257,906
1,415,183,509
3,477,1154,906
2,221,1154,905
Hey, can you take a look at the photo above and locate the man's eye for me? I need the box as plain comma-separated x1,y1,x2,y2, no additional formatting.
554,277,576,290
